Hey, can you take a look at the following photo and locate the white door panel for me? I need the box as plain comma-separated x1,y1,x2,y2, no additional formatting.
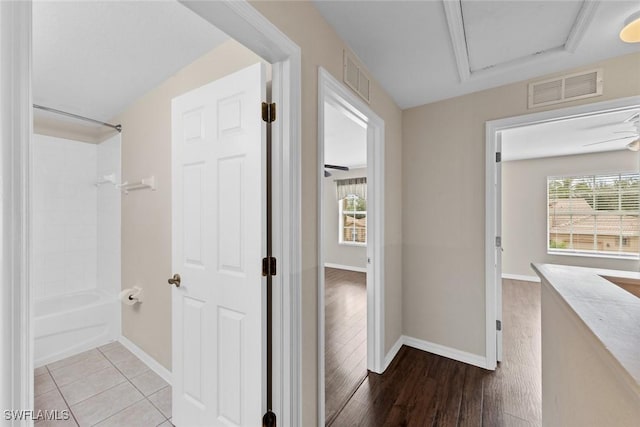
172,62,266,426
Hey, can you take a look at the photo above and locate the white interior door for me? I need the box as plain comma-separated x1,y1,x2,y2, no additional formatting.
171,62,266,427
496,132,503,362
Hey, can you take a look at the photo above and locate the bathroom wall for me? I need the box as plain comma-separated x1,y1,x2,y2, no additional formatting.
97,134,121,297
31,134,98,300
113,39,268,370
31,133,121,301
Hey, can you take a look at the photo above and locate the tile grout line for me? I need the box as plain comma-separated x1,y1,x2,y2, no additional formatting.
47,352,127,407
45,349,105,373
145,389,172,425
44,364,81,427
95,345,171,425
58,369,125,407
39,344,171,426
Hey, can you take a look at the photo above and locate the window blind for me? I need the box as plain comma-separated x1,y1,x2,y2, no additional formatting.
547,173,640,258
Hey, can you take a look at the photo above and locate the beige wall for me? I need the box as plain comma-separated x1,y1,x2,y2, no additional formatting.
114,39,267,370
249,1,404,424
402,52,640,357
503,151,640,277
324,168,368,270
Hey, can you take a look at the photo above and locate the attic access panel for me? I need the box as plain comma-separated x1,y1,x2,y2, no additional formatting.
462,1,583,72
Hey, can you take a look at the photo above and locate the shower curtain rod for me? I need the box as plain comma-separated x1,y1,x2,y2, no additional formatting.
33,104,122,133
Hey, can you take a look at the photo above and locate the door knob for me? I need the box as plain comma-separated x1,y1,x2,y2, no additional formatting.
168,273,181,287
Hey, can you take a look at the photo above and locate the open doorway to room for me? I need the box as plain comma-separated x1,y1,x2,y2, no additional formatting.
501,107,640,284
322,100,368,425
317,67,385,426
484,101,640,426
26,2,301,425
486,97,640,368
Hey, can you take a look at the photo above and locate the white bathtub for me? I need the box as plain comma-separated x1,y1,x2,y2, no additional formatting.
34,290,119,367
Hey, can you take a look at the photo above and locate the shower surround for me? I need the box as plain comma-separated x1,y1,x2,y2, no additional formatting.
31,133,121,366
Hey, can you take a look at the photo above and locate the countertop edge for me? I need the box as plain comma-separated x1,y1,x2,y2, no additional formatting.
531,263,640,399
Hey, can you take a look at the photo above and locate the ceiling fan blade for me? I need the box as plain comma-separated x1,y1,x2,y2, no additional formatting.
583,135,636,146
627,139,640,152
584,123,618,130
324,164,349,171
583,112,639,130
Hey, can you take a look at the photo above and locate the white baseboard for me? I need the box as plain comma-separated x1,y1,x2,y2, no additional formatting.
324,262,367,273
118,335,172,385
402,335,488,369
383,336,404,372
502,273,541,283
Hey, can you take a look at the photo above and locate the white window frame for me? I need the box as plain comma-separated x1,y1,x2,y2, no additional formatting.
338,194,367,246
546,172,640,260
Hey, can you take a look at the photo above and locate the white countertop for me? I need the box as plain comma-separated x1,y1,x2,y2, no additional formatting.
531,263,640,396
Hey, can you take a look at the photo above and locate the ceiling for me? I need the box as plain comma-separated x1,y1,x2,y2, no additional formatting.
33,1,228,125
32,0,639,140
312,0,640,109
501,108,640,161
324,101,367,168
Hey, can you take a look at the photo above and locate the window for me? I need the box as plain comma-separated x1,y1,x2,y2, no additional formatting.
547,173,640,258
339,194,367,245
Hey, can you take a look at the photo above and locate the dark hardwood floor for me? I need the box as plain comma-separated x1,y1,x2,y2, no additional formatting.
325,267,368,425
330,279,541,427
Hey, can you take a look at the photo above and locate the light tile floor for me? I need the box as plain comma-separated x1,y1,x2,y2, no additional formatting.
34,342,172,427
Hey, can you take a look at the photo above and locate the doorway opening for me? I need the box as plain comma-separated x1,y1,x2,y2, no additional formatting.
317,67,385,426
5,1,302,425
485,96,640,368
322,99,368,425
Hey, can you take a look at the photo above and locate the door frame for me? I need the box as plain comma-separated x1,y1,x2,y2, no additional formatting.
1,1,302,425
485,95,640,370
1,1,33,416
317,67,385,425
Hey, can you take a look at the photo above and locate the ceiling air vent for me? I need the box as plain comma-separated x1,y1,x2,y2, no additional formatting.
343,50,370,103
528,69,602,109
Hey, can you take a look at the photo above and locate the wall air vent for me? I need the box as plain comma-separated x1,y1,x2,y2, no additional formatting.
343,50,370,103
528,68,602,109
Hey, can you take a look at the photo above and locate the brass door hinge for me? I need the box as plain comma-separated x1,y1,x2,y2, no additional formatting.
262,102,276,123
262,256,277,277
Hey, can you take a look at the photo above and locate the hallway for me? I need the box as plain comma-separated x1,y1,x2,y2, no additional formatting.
324,267,368,424
330,279,541,426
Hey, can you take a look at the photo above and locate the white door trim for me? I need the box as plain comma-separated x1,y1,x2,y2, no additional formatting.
317,67,385,426
485,95,640,370
3,1,302,425
1,1,33,420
